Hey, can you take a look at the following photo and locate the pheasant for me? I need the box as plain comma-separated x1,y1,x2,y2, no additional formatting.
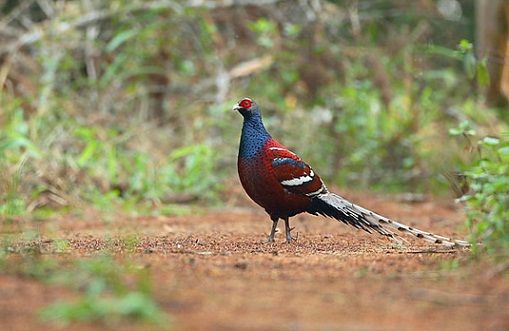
234,97,469,247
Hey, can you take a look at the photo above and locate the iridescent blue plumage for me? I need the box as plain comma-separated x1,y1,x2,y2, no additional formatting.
272,157,306,169
238,109,271,159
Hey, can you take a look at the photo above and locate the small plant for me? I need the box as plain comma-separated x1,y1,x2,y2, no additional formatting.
165,143,220,199
426,39,490,88
440,258,461,272
0,109,40,217
460,134,509,260
41,291,166,326
0,241,168,327
40,256,169,326
0,238,59,280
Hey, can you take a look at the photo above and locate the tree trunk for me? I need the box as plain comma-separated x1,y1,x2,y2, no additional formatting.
476,0,509,106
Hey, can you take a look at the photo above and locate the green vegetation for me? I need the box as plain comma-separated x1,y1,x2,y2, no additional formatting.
0,2,507,269
0,238,168,327
461,134,509,260
448,120,509,261
1,1,493,217
40,256,167,326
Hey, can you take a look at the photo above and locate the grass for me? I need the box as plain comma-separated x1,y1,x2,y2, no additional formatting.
39,256,168,326
0,234,169,327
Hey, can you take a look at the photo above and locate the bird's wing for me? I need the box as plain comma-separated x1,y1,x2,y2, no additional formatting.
267,146,326,197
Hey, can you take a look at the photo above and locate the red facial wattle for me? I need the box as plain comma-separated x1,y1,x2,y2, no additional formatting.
239,98,252,109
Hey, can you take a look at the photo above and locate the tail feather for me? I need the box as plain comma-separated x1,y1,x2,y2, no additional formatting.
308,192,470,248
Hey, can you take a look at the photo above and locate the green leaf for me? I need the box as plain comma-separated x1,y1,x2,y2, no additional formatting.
458,39,473,52
423,44,461,60
248,18,276,34
480,137,500,146
449,127,461,136
498,146,509,156
77,141,99,167
99,54,128,87
498,146,509,162
449,120,476,137
169,145,197,161
106,30,138,53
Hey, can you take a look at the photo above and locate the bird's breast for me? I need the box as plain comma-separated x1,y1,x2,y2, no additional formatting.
237,151,311,218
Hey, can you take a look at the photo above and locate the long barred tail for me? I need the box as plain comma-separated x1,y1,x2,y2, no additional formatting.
308,192,470,248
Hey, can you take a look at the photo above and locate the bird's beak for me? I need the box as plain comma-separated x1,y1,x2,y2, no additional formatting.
233,104,242,111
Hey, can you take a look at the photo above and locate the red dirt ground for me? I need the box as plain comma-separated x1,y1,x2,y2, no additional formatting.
1,190,508,331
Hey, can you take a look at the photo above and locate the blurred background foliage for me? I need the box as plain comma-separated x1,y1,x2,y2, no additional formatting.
0,0,507,241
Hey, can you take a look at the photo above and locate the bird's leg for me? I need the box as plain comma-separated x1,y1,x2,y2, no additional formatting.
284,217,295,243
268,217,279,243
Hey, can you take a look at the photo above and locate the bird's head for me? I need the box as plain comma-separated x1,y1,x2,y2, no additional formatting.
233,98,260,118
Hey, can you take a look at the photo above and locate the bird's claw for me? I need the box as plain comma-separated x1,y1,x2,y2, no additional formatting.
284,218,297,243
285,231,298,243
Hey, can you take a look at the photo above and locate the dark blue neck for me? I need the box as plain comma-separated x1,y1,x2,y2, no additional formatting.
239,113,271,159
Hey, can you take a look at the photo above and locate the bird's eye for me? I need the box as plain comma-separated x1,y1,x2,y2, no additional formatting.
239,98,252,109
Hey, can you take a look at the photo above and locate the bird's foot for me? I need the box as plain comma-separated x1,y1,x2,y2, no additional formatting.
267,230,278,243
285,227,297,243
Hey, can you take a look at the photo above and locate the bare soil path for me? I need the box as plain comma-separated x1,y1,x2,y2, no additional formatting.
1,191,508,331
